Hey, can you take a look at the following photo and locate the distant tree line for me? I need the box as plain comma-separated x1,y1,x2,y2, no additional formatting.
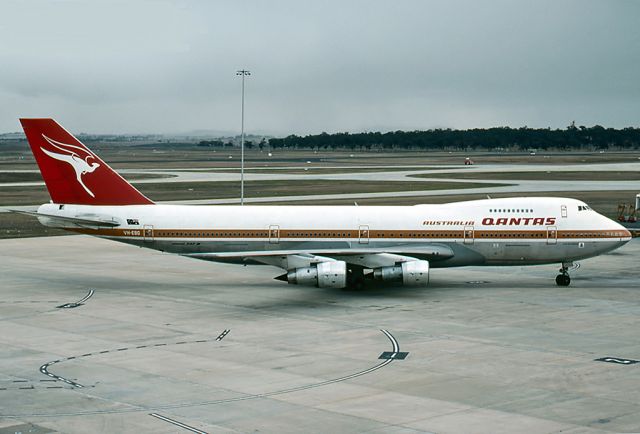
198,140,232,147
198,138,267,149
267,124,640,151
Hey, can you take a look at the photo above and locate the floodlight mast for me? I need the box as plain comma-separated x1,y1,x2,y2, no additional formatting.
236,69,250,205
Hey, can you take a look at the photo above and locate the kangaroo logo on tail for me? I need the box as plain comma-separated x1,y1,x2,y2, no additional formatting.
40,134,101,197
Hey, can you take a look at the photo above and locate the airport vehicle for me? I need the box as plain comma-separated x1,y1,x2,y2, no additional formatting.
15,119,632,288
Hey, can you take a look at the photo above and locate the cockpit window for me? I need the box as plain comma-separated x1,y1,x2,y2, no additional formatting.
578,205,592,211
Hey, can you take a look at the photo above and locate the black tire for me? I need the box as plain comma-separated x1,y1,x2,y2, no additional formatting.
555,274,571,286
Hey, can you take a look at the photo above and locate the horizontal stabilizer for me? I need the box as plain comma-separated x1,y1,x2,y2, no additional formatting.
8,209,120,228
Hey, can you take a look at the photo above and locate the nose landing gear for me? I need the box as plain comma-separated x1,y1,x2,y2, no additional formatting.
556,273,571,286
555,262,574,286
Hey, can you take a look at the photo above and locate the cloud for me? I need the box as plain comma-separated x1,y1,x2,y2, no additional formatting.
1,0,639,134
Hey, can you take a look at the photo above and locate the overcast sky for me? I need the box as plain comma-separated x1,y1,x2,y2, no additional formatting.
1,0,639,135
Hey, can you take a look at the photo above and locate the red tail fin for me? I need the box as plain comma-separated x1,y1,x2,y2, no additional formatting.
20,118,153,205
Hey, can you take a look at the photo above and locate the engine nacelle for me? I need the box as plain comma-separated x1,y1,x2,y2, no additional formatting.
373,260,430,286
286,261,347,288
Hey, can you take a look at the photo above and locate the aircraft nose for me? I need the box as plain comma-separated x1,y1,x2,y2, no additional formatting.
620,226,632,241
598,213,632,247
612,219,632,243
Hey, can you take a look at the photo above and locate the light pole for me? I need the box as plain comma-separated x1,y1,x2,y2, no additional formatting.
236,69,250,205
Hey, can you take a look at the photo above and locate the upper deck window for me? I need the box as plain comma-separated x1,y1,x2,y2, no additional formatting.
489,208,534,213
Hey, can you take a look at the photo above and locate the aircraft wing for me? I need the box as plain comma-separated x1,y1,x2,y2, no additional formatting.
8,209,120,228
184,243,454,268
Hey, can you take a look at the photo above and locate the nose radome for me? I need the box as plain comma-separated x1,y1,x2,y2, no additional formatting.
598,214,632,241
620,226,633,240
611,218,632,241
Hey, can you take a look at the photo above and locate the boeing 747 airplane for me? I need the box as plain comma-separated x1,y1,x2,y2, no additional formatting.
15,119,632,289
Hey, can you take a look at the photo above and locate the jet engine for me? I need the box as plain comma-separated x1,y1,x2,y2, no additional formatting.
372,260,430,286
285,261,347,288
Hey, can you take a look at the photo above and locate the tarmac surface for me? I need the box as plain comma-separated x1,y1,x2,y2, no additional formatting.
1,235,640,433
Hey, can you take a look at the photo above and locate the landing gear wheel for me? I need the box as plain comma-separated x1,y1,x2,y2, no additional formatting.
555,274,571,286
555,262,573,287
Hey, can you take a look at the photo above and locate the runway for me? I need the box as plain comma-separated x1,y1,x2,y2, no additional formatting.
1,235,639,433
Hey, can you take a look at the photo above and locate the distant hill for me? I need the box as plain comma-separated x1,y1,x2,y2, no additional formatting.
0,131,270,146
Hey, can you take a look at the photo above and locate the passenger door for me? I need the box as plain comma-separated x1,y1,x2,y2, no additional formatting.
358,225,370,244
269,225,280,244
143,224,154,243
546,226,557,245
463,225,474,245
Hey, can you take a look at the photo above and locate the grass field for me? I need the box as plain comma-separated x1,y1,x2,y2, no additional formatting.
0,172,172,183
2,143,639,170
0,180,504,206
0,213,68,239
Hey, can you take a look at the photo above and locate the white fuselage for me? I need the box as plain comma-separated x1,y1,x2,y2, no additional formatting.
38,197,631,268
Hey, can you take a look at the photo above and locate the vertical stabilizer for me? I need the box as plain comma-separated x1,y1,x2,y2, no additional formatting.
20,118,154,205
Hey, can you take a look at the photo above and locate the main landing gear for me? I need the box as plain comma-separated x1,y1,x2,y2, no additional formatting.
555,262,573,287
346,266,367,290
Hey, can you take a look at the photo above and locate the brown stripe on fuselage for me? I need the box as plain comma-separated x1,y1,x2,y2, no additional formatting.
67,228,630,240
